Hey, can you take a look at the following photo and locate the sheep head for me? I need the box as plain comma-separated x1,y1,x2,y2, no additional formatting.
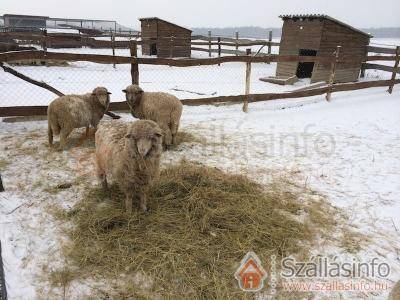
92,87,111,110
125,120,163,158
123,84,144,109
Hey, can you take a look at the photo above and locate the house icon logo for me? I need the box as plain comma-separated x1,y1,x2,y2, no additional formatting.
234,251,268,292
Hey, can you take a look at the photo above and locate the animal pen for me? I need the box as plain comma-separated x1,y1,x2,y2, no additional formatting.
0,42,399,118
0,21,399,117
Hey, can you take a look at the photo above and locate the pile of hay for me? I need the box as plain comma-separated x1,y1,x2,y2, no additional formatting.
53,161,338,298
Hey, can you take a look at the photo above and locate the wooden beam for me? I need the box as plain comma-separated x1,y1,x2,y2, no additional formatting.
130,41,139,84
367,45,398,55
0,51,344,66
388,46,400,94
0,62,64,96
3,79,399,117
243,48,251,112
326,46,341,101
362,63,400,74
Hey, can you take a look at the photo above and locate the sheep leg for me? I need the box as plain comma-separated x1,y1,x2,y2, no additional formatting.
170,121,180,145
85,126,90,137
125,192,133,213
161,125,173,149
48,124,54,147
59,128,72,150
100,174,108,190
139,191,148,212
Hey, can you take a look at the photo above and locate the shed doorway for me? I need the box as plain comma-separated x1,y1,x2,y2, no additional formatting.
150,42,157,56
296,49,317,78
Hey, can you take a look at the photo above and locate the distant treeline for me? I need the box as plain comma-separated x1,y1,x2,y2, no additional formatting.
191,26,400,39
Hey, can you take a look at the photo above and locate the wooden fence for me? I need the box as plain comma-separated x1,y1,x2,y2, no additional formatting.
0,44,399,117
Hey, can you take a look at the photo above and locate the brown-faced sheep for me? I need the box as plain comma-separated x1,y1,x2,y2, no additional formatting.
95,120,163,212
48,87,111,149
122,84,183,148
389,281,400,300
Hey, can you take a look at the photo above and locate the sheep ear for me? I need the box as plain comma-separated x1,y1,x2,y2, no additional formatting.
107,92,112,95
125,133,133,139
122,89,127,93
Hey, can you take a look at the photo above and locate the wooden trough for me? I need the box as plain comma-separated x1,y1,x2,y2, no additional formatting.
259,75,298,85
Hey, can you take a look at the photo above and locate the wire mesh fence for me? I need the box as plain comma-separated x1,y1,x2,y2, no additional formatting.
0,46,286,108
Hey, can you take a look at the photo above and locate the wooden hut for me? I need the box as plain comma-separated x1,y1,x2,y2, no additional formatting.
139,17,191,58
276,14,371,83
3,14,49,28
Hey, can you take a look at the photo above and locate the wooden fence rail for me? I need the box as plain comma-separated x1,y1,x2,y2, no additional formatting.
1,79,399,117
1,49,399,118
362,63,400,74
1,50,396,67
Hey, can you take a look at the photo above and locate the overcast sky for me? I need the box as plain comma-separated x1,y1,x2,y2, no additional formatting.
2,0,399,29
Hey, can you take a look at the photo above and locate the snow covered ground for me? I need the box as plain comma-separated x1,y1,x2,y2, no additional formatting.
0,38,399,299
1,82,400,299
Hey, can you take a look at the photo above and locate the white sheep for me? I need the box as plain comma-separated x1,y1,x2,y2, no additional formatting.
95,120,163,212
389,281,400,300
47,87,111,149
122,84,183,148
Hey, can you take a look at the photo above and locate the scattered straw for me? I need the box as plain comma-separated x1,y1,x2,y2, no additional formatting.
53,161,340,298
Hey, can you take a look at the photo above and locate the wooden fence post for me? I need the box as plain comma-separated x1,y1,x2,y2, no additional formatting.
130,41,139,84
208,30,212,57
360,63,366,78
41,29,47,51
243,48,252,113
169,36,174,58
235,31,239,56
267,30,272,64
326,46,341,101
111,33,116,68
217,37,221,65
388,46,400,94
0,174,4,192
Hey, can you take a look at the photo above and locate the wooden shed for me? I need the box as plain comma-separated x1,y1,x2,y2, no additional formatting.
276,14,371,83
3,14,49,28
139,17,191,58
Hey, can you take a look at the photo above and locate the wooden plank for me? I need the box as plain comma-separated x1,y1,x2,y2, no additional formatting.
0,62,63,96
326,46,341,101
130,41,139,84
208,31,212,57
0,51,341,66
362,63,400,74
191,34,280,46
3,79,398,117
243,48,252,112
367,45,397,55
388,46,400,94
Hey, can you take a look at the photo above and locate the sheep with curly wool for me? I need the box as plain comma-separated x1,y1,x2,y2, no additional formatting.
47,87,111,149
389,281,400,300
123,84,183,148
95,120,163,212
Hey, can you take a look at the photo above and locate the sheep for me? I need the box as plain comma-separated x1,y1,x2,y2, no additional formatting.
47,87,111,149
95,119,163,212
122,84,183,148
389,281,400,300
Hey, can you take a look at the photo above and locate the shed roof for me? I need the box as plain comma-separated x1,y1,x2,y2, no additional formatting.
279,14,372,37
3,14,49,19
139,17,192,32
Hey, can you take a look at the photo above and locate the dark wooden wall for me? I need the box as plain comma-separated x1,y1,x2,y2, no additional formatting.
156,20,191,58
141,19,158,56
276,18,369,83
140,19,191,58
313,20,370,83
276,19,324,78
